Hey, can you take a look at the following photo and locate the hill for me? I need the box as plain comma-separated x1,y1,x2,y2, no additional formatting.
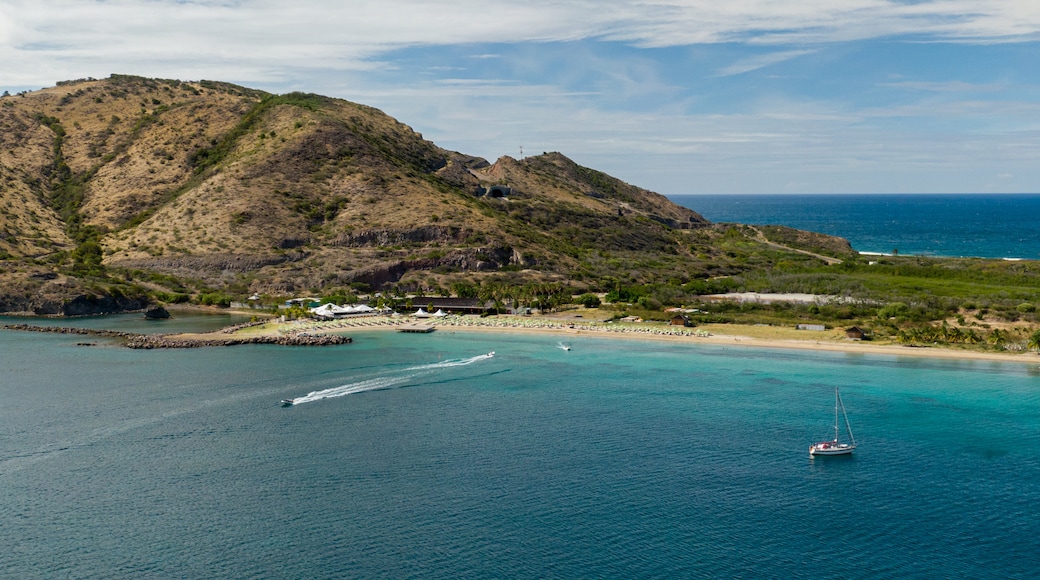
0,75,852,315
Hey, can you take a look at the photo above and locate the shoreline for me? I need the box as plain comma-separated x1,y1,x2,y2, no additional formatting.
239,314,1040,365
6,308,1038,364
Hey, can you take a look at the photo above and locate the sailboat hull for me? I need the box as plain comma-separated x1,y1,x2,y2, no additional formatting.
809,442,855,456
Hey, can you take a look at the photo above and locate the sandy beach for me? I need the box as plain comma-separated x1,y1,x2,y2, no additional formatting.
217,312,1040,365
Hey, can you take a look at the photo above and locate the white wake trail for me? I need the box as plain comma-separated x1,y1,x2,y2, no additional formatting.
286,351,494,405
289,376,411,404
404,352,495,371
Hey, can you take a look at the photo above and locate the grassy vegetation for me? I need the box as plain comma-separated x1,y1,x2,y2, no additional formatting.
188,92,328,174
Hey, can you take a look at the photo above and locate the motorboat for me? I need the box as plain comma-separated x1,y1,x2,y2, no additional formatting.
280,399,294,407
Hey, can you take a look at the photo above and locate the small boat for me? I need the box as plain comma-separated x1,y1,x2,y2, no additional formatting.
487,351,495,357
557,342,571,351
280,399,294,407
809,388,856,456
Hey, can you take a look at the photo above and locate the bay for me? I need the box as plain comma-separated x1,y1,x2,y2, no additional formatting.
2,316,1039,578
671,193,1040,259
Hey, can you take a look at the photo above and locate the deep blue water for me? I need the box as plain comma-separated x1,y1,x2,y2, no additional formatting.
671,193,1040,259
3,316,1040,578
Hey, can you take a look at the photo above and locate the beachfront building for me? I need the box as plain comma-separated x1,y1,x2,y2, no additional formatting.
286,297,321,308
670,314,693,327
405,297,494,315
845,327,867,340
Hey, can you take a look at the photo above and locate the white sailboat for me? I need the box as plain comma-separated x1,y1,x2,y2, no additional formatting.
809,388,856,456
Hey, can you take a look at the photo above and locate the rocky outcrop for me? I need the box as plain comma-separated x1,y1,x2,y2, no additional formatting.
2,289,153,316
343,246,522,289
63,294,152,316
330,226,472,247
3,325,135,340
110,253,302,273
144,306,171,319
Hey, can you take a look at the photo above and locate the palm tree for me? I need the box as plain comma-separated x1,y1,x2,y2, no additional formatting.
936,321,952,343
1027,329,1040,354
988,328,1009,350
480,281,509,314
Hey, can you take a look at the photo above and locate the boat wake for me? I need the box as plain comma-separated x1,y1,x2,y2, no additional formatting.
285,352,495,406
404,351,494,371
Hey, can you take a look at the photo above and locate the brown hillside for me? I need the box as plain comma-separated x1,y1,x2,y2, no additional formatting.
0,75,852,314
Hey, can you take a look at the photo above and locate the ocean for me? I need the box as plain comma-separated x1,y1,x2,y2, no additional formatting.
3,313,1039,578
670,193,1040,260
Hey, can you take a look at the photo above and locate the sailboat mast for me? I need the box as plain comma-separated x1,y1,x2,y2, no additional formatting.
833,388,840,441
838,389,856,446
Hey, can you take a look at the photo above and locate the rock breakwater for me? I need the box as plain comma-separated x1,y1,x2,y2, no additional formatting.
2,324,351,349
124,332,351,349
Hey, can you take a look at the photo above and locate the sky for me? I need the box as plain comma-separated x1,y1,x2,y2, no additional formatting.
2,1,1040,195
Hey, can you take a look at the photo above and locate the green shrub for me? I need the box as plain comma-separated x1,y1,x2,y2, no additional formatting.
877,302,909,319
577,293,601,308
196,292,232,307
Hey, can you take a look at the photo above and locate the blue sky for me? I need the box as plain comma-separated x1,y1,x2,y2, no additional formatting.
2,1,1039,195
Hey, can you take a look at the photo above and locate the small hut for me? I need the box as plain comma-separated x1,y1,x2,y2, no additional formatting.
670,314,692,327
845,327,866,340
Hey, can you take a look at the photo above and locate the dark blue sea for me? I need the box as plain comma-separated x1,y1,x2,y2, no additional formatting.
671,194,1040,259
3,314,1040,578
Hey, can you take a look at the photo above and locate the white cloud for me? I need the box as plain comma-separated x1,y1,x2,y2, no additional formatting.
715,50,815,76
2,1,1040,193
2,2,1037,90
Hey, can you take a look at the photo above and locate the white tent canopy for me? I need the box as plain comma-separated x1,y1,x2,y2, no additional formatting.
413,308,431,318
310,303,377,318
310,303,346,317
432,309,448,317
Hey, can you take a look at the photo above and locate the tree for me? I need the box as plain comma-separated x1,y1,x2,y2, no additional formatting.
451,282,478,299
577,293,601,308
987,329,1009,350
71,240,105,276
877,302,909,320
1028,329,1040,354
478,281,506,314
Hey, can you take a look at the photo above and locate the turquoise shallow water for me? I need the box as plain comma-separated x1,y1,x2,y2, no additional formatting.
2,317,1040,577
